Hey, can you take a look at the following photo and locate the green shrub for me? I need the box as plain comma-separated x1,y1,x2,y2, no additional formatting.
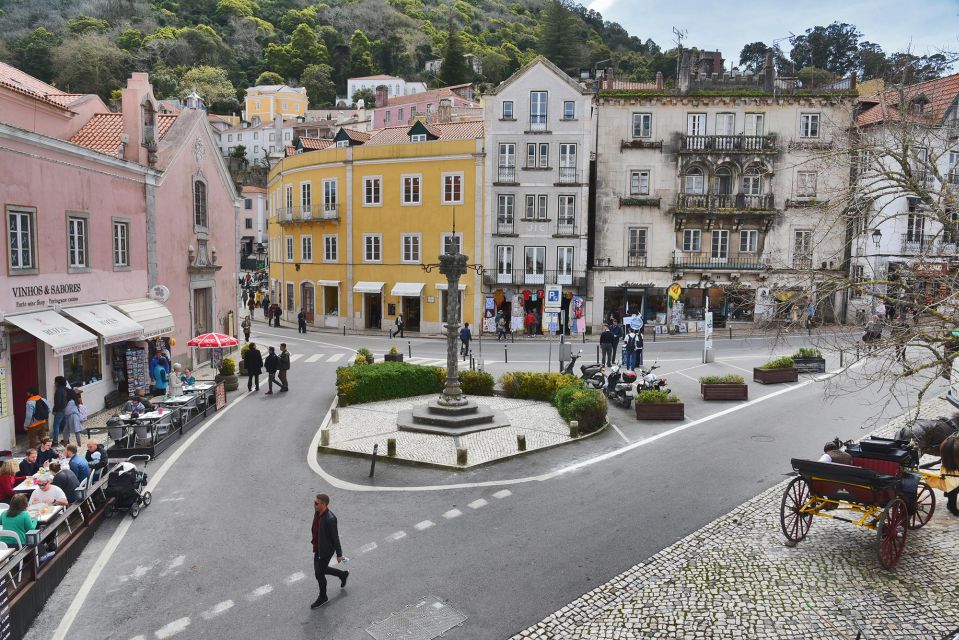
698,374,745,385
336,362,442,405
794,348,823,359
499,372,581,400
459,370,495,396
388,346,400,355
552,385,607,434
219,357,236,377
240,342,252,358
636,389,680,404
354,348,374,365
759,356,795,370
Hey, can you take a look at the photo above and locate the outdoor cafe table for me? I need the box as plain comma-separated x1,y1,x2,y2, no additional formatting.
116,410,167,422
154,395,199,427
0,548,14,562
27,504,63,525
182,383,215,393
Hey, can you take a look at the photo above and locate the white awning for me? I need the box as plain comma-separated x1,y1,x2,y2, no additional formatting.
318,280,341,287
5,310,98,356
114,298,175,339
62,304,145,344
434,283,467,291
391,282,425,297
352,282,385,294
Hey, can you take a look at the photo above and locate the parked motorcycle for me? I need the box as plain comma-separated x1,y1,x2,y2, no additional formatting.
562,350,583,375
634,363,670,394
580,361,605,389
603,364,638,409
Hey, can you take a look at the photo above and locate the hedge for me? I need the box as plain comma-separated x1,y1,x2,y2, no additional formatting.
552,385,607,434
336,362,442,405
759,356,795,370
698,374,745,384
794,348,822,359
635,389,680,404
498,372,581,401
456,370,495,396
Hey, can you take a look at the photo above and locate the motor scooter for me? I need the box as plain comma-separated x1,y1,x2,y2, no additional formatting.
561,350,582,375
634,363,669,394
580,361,605,389
603,364,638,408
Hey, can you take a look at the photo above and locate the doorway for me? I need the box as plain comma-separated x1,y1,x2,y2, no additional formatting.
10,334,39,434
301,283,315,324
402,297,421,331
364,293,382,329
193,287,213,364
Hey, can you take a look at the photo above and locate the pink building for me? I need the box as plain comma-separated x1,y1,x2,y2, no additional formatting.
0,65,239,450
371,84,479,130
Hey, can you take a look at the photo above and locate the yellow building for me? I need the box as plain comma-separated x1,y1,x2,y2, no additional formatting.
244,85,309,123
267,120,486,333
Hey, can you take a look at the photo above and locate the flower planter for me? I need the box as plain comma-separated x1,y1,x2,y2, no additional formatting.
752,367,799,384
700,383,749,401
221,374,239,392
793,357,826,374
635,402,685,420
384,353,404,362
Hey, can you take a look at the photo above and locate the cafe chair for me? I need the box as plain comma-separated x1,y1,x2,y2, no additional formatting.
0,504,9,516
0,530,24,584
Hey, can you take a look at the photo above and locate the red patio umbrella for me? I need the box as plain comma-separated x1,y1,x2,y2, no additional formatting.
187,333,239,348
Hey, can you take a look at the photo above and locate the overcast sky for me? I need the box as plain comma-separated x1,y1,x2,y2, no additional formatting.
588,0,959,66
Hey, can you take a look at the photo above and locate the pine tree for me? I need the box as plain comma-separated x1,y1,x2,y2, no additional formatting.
538,0,581,73
439,14,469,86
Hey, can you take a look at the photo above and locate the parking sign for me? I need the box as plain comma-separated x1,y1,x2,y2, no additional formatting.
545,285,562,309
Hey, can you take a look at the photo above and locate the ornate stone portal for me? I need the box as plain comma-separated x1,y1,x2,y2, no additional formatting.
396,245,510,436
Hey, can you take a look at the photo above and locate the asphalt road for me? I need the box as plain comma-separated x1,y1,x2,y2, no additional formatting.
26,322,943,640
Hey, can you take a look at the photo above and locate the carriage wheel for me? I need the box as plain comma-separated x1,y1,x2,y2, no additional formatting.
142,491,152,507
780,477,813,542
908,482,935,530
877,498,908,569
104,504,115,519
130,502,140,519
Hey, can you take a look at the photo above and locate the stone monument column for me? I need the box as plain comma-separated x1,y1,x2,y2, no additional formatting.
438,250,468,408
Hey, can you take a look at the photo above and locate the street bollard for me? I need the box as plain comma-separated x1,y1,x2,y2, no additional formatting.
511,331,515,343
321,429,329,446
369,443,378,477
343,326,346,336
582,332,586,344
456,447,468,466
387,438,396,457
408,340,412,358
504,344,508,363
331,407,338,424
729,327,733,339
596,344,600,362
653,330,657,342
517,434,527,451
569,420,579,438
840,349,844,367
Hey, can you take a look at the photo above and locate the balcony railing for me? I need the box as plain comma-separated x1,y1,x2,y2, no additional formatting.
496,166,517,183
679,134,777,153
529,118,547,132
495,217,515,235
556,219,576,236
627,253,648,268
277,205,337,223
484,270,587,287
675,193,775,212
672,252,768,270
321,204,339,220
792,256,813,270
557,166,578,184
947,171,959,185
900,233,959,255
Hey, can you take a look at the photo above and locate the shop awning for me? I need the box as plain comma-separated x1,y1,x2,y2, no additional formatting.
352,282,385,294
318,280,341,287
62,304,145,344
391,282,425,297
114,298,175,339
434,283,467,291
5,310,98,356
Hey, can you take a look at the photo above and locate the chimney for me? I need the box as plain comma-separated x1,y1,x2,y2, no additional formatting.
375,84,389,108
437,99,452,124
121,72,155,164
763,50,776,92
655,71,663,90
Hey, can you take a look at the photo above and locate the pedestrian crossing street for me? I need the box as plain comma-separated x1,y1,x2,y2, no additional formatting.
282,352,448,367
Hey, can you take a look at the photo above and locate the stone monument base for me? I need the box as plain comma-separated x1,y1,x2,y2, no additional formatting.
397,397,511,436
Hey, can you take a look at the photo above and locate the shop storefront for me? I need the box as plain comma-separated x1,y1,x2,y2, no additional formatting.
390,283,425,332
603,287,668,324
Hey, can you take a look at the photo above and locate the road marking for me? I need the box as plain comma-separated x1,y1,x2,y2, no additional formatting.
289,353,303,362
159,555,185,578
200,600,234,620
359,542,378,553
386,531,407,542
327,353,344,362
247,584,274,600
442,509,462,519
256,330,359,354
675,370,700,383
611,424,630,443
492,489,512,499
158,497,184,503
52,389,251,640
467,498,488,509
414,520,435,531
306,354,324,362
154,617,190,638
130,636,146,640
285,572,306,584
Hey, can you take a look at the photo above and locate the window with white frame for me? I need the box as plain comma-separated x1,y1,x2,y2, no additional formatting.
496,246,513,279
410,133,427,142
498,143,515,172
557,246,574,279
502,100,514,119
684,167,705,194
740,229,758,253
630,170,650,195
627,227,647,258
524,194,548,220
398,108,404,121
682,229,701,252
323,235,337,262
323,179,337,212
441,233,462,255
524,246,546,277
301,235,313,262
799,112,820,138
716,112,735,135
558,195,575,226
744,112,765,136
285,184,293,210
743,165,764,195
529,91,547,129
442,173,463,204
301,182,312,214
336,139,349,148
402,175,421,205
364,234,382,262
563,101,575,119
526,143,549,168
194,181,208,227
687,113,706,137
632,113,652,138
286,236,294,261
497,195,514,227
793,229,813,267
67,215,88,268
850,264,864,298
797,171,818,197
384,111,391,123
711,229,729,260
113,221,129,268
401,234,421,263
363,176,382,206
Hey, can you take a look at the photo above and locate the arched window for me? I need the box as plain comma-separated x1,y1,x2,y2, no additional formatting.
713,166,733,195
743,165,765,196
683,167,704,194
194,181,208,227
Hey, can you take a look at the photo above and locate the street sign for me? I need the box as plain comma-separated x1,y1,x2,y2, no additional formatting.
545,285,562,309
704,311,714,350
668,283,682,301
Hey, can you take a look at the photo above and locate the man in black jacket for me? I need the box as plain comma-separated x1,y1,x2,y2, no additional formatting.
52,376,68,446
243,343,264,392
264,346,279,395
599,324,616,367
310,493,348,609
85,440,109,474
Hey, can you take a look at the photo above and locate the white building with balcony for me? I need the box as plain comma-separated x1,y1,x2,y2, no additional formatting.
591,50,855,330
482,57,593,334
217,115,295,167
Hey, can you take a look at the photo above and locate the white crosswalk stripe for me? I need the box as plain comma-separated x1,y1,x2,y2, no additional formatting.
306,354,324,362
289,353,303,362
327,353,344,362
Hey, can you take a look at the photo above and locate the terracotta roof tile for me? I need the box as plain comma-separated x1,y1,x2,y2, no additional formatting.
855,73,959,128
69,113,178,157
241,186,267,194
285,145,298,155
351,74,399,81
0,62,75,111
342,128,372,143
382,87,477,109
366,120,483,146
299,137,334,150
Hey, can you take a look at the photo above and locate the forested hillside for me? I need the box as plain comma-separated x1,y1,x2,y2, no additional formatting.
0,0,949,112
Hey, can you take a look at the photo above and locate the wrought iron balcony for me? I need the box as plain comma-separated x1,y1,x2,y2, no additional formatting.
484,270,587,288
556,166,578,184
675,193,775,213
495,166,517,184
671,253,768,270
321,204,339,220
276,205,338,224
679,134,777,154
791,256,813,270
555,218,576,236
627,253,648,268
899,234,958,255
495,217,515,235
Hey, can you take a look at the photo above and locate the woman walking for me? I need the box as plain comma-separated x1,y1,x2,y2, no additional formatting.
64,388,83,447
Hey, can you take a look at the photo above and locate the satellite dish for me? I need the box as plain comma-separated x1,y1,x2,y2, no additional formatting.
149,284,171,303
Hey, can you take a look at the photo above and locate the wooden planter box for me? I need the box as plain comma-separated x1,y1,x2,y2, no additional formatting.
753,367,799,384
700,383,749,401
635,402,685,420
793,357,826,374
384,353,404,362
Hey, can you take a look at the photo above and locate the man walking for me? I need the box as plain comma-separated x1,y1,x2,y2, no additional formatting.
599,324,615,367
52,376,68,447
243,343,263,392
310,493,348,609
459,322,472,358
609,319,623,364
242,315,252,342
390,314,404,339
278,343,291,392
264,346,280,394
298,309,307,334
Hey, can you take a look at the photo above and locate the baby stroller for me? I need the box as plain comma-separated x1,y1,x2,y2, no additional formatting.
104,455,152,518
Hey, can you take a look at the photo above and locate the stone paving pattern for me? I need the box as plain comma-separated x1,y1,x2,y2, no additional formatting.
328,395,572,467
512,397,959,640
